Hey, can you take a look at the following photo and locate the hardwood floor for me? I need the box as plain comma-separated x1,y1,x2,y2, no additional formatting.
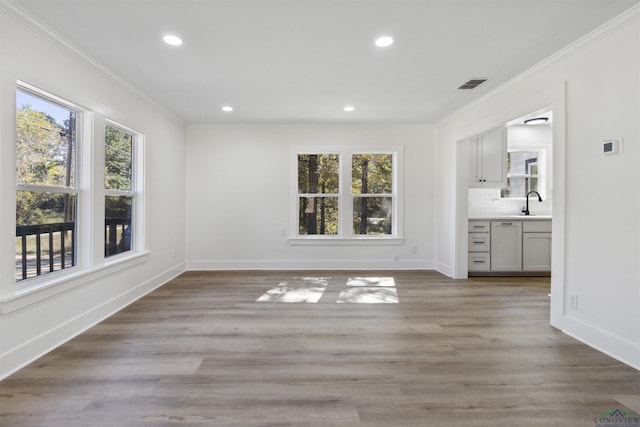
2,270,639,426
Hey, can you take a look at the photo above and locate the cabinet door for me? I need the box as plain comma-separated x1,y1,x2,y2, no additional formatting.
490,221,522,271
523,232,552,271
468,137,481,187
479,127,506,186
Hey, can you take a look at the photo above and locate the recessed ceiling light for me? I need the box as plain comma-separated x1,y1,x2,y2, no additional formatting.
163,34,183,46
221,105,234,112
344,105,355,112
524,117,548,125
374,36,394,48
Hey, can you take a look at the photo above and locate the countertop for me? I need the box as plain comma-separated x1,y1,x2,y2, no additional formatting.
469,215,552,221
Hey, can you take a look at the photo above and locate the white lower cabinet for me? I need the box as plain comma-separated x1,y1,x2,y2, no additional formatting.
468,221,490,272
490,221,522,271
522,221,552,271
469,219,551,274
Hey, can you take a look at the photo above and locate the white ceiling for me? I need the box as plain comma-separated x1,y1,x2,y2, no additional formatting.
6,0,640,125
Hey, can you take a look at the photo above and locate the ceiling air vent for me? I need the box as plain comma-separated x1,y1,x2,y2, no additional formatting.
457,78,488,90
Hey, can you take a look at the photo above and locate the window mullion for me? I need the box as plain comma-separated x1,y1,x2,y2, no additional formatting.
342,152,353,238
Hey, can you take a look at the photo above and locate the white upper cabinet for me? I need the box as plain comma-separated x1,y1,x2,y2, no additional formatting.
468,127,507,188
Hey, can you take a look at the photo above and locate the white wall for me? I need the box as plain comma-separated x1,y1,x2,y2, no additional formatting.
186,125,435,270
0,8,187,378
435,11,640,368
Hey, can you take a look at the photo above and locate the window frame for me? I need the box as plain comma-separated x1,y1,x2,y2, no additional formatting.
104,120,139,259
290,146,403,243
15,83,84,284
504,149,547,199
13,81,147,293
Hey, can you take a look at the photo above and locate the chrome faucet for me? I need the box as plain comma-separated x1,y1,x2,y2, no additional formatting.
521,191,542,215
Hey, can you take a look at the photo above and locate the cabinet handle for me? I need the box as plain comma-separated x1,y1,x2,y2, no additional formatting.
501,222,513,225
473,260,485,264
472,241,484,244
472,225,484,229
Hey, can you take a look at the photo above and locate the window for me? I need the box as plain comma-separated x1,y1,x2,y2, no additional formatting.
15,88,78,281
294,148,401,240
298,154,340,235
352,154,393,235
503,151,541,198
14,82,146,286
104,124,135,257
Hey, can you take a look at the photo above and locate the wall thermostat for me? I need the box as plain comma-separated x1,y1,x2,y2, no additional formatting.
603,138,622,155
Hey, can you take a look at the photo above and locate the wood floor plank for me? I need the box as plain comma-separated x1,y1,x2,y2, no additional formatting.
1,270,639,426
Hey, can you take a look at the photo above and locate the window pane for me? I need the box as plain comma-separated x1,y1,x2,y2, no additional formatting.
105,126,133,191
15,191,76,281
352,154,392,194
509,152,538,175
298,196,338,235
298,154,339,194
105,196,132,257
353,197,392,235
16,90,76,187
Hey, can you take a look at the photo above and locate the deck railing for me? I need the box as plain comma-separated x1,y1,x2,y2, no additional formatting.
15,217,131,281
105,217,131,257
15,221,75,281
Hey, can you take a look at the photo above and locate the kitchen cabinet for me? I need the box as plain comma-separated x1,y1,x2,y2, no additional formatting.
468,221,490,271
468,218,551,275
468,127,507,188
522,221,552,271
490,221,522,271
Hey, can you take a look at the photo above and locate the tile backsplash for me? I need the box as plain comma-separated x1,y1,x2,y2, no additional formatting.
468,188,552,217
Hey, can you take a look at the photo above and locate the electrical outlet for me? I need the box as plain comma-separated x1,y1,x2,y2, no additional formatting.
568,293,578,310
412,246,418,254
393,253,399,262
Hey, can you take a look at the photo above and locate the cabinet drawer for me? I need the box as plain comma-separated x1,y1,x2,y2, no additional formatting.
468,221,490,232
468,233,490,252
468,253,491,271
523,220,552,232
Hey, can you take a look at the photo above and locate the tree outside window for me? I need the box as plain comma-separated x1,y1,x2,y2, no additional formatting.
295,150,397,239
15,89,77,281
105,124,135,257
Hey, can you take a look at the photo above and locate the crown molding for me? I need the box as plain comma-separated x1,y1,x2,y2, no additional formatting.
0,0,186,127
440,3,640,124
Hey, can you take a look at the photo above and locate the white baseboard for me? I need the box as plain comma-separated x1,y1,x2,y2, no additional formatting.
186,258,434,271
562,314,640,371
434,260,454,278
0,263,185,380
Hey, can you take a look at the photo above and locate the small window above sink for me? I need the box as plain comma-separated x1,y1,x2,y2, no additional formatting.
502,151,541,198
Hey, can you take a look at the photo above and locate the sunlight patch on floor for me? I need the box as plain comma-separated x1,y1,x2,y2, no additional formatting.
337,287,398,304
256,277,329,303
257,276,398,303
346,277,395,287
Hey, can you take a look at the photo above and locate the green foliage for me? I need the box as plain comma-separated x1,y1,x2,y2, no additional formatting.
16,105,74,225
105,126,133,191
297,154,339,194
105,195,132,220
352,154,392,194
16,106,70,186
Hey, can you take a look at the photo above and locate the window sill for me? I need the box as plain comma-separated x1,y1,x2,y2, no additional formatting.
0,251,150,314
288,237,404,245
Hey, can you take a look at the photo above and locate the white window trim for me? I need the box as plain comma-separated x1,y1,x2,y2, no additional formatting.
505,148,548,200
12,82,148,294
15,82,87,290
289,145,404,242
104,120,145,260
